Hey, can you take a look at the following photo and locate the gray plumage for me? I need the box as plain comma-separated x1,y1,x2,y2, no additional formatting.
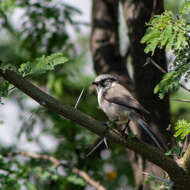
93,74,163,150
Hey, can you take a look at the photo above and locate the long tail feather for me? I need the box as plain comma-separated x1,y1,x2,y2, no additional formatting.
130,114,163,150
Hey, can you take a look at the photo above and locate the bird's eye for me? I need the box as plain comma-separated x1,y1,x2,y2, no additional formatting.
106,79,111,83
100,79,112,87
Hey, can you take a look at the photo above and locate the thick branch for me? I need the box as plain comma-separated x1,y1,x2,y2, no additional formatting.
178,144,190,173
0,67,185,179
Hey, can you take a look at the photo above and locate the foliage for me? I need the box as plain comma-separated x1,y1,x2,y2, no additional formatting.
142,0,190,153
141,0,190,99
0,150,86,190
0,0,82,58
18,53,68,76
0,0,135,189
165,145,182,157
0,53,68,101
144,175,169,190
174,119,190,140
0,78,9,97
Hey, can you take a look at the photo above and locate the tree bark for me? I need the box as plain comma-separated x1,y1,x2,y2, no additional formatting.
122,0,172,147
90,0,174,189
90,0,133,89
121,0,173,189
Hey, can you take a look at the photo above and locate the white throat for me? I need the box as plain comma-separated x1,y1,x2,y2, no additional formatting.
97,87,104,107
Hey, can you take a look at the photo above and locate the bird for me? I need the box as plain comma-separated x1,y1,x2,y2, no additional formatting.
92,74,163,150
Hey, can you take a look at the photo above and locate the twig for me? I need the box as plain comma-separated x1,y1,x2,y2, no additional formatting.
145,57,190,93
142,171,174,190
8,86,16,92
179,83,190,93
19,151,60,167
142,171,170,184
144,57,167,74
72,168,105,190
103,137,108,149
10,151,106,190
74,88,84,109
86,138,105,157
171,98,190,103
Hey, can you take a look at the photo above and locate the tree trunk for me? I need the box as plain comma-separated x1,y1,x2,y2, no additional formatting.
122,0,172,148
121,0,173,189
90,0,173,189
90,0,133,90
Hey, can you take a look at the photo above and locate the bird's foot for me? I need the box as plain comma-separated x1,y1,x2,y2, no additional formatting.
120,129,128,140
103,121,115,128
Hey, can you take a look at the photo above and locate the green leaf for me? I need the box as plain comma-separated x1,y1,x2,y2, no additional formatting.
144,38,160,55
141,28,159,43
180,1,190,15
0,63,16,73
174,120,190,140
154,84,160,94
0,78,9,97
173,33,186,50
19,53,68,76
166,31,176,51
153,70,180,99
165,146,181,156
24,182,36,190
40,171,50,181
163,71,176,79
160,24,172,48
67,175,85,186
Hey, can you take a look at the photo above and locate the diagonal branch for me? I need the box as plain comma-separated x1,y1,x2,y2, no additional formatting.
178,144,190,173
9,151,106,190
0,66,185,179
146,57,190,93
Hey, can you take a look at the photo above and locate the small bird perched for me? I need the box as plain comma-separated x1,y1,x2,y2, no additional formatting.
92,74,163,150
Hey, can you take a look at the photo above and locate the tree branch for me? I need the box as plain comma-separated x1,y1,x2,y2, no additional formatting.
0,66,185,179
178,144,190,173
9,151,106,190
171,98,190,103
146,57,190,93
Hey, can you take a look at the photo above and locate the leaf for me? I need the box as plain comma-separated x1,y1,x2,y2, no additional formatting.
174,120,190,140
24,182,36,190
19,53,68,76
0,78,9,97
154,84,160,94
163,71,176,79
153,71,179,99
0,64,16,73
166,31,176,51
180,1,190,15
141,28,159,43
144,38,160,55
67,175,85,186
160,24,172,48
165,146,181,156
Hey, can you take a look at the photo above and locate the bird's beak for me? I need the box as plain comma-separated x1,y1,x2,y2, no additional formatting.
92,82,98,85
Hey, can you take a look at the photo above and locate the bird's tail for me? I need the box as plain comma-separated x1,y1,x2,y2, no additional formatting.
129,113,164,151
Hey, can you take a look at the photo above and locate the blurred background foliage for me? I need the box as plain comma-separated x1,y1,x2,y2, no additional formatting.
0,0,189,190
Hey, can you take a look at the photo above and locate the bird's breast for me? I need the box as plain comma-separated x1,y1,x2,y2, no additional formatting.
100,98,130,124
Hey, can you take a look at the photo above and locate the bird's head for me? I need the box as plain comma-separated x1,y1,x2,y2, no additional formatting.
92,74,117,93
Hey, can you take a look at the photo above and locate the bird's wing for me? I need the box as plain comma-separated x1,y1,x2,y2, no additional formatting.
103,83,149,114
